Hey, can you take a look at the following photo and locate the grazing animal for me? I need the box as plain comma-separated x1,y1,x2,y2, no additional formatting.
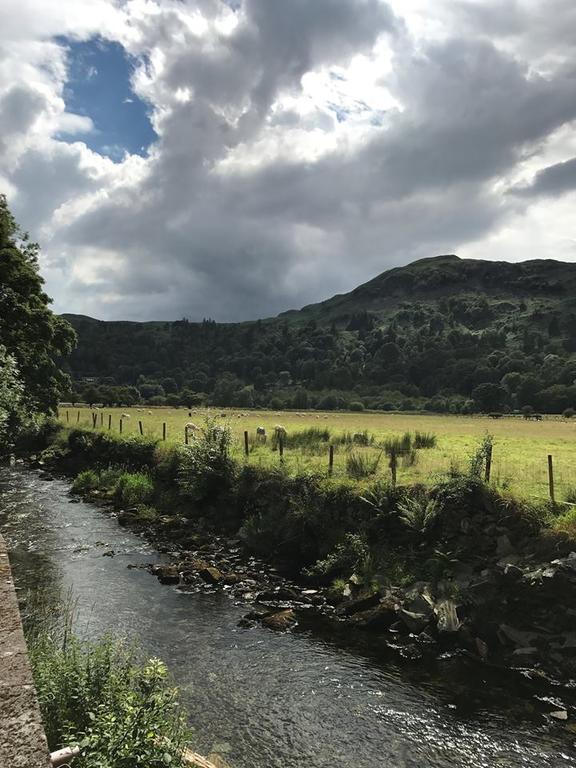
121,413,130,419
186,422,199,432
147,410,152,415
256,426,266,437
274,425,287,438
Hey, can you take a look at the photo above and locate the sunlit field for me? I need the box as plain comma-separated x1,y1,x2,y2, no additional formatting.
57,406,576,501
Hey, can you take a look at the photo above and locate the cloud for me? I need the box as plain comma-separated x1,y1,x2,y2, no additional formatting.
1,0,576,321
514,157,576,198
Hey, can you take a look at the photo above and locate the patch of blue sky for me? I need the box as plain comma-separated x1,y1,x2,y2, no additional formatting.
56,36,157,161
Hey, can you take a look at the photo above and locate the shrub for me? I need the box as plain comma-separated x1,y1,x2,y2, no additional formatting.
334,430,374,447
346,451,383,479
177,418,236,504
72,470,99,494
28,627,191,767
398,494,439,536
304,533,370,579
552,506,576,538
283,427,331,451
563,407,575,419
413,431,437,449
115,472,154,507
348,401,365,412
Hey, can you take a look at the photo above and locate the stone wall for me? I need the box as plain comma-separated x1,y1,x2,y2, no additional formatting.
0,534,52,768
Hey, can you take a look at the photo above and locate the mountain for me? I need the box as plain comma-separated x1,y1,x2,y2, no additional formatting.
61,255,576,413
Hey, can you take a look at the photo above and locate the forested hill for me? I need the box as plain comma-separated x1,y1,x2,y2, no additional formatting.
61,255,576,414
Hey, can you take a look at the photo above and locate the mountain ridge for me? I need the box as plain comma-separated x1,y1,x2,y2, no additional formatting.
61,254,576,414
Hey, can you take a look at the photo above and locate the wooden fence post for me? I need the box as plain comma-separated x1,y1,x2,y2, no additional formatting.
484,444,492,483
548,454,555,503
119,419,123,434
100,412,103,427
279,435,284,461
139,420,143,436
185,427,189,445
328,445,334,476
108,414,112,430
77,411,80,423
66,410,69,423
92,412,97,428
244,430,249,457
162,422,166,441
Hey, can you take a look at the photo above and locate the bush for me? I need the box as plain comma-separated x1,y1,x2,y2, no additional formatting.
563,407,575,419
334,430,374,447
115,472,155,507
346,451,383,479
348,401,365,412
28,626,191,767
177,419,236,504
283,427,331,450
413,431,437,449
72,470,100,494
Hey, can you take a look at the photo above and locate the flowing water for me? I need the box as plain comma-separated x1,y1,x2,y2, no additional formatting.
1,466,575,768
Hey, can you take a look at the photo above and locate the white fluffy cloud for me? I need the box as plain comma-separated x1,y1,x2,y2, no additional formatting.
1,0,576,320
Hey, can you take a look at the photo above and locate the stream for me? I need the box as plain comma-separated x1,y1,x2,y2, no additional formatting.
1,466,575,768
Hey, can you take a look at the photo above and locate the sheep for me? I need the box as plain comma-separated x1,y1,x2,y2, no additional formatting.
274,425,287,438
147,410,152,415
256,426,266,436
186,422,199,432
121,413,131,419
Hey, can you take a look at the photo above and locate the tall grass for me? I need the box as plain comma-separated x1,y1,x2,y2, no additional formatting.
346,450,383,479
114,472,154,506
413,431,437,449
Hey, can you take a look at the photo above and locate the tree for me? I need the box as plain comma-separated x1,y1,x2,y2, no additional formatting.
471,383,508,413
0,195,76,412
0,346,25,448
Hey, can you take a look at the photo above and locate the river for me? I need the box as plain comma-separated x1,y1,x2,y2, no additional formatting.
1,467,575,768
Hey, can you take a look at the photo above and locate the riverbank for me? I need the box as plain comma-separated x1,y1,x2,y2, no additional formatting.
24,422,576,691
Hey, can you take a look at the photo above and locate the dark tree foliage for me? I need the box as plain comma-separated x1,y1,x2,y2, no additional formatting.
64,254,576,414
0,195,76,412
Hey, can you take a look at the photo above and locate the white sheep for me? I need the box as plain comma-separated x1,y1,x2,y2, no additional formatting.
121,413,131,419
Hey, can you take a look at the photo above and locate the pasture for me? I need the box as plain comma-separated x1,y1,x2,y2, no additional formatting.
57,407,576,501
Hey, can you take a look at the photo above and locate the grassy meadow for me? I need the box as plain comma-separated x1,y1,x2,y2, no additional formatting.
57,406,576,501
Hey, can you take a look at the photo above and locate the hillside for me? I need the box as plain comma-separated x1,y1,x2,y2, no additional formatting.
61,255,576,413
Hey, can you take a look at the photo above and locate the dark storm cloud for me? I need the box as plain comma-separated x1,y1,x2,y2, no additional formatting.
514,157,576,199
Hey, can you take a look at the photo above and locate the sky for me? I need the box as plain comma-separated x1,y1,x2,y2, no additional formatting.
1,0,576,322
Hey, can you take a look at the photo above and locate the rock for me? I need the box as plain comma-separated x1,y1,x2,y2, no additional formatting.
435,600,461,634
397,609,430,634
199,567,224,585
512,647,538,657
406,592,435,618
348,599,398,631
337,591,381,617
222,572,242,585
550,710,568,721
237,618,255,629
102,550,115,558
498,624,538,647
502,563,523,581
475,637,489,660
261,609,296,631
152,564,180,585
496,534,514,557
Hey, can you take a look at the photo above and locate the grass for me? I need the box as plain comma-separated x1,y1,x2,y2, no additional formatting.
57,406,576,500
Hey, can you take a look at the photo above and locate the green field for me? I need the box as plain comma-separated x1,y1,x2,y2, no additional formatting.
57,407,576,501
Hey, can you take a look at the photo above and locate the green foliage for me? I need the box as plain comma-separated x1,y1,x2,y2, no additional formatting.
469,434,493,478
28,628,191,767
115,472,155,507
345,450,382,479
398,494,439,535
413,431,437,449
348,401,365,412
0,345,26,448
72,470,100,494
0,195,76,413
177,418,236,504
282,427,331,450
304,533,370,579
334,430,374,447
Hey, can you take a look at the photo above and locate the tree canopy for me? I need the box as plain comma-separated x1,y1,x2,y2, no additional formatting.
0,195,76,415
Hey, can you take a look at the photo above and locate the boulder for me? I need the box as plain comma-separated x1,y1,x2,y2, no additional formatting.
348,598,398,631
337,591,382,617
152,564,180,585
199,567,224,585
261,609,297,631
397,608,430,634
